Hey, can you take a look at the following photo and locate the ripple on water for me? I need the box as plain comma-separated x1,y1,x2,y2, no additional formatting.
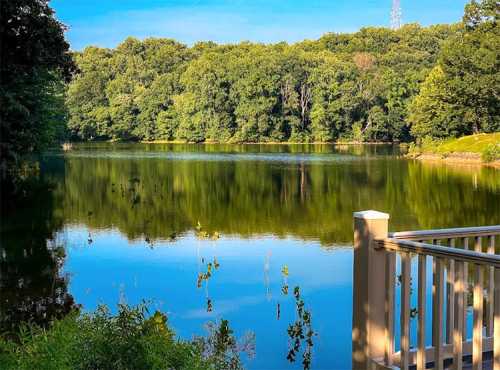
56,151,378,163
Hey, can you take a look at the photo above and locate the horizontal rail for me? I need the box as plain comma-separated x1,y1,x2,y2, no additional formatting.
372,337,495,370
376,238,500,268
389,225,500,241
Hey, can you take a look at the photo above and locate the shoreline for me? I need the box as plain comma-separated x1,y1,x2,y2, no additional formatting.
410,152,500,168
140,140,400,145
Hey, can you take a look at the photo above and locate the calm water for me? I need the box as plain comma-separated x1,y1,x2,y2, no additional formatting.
1,143,499,370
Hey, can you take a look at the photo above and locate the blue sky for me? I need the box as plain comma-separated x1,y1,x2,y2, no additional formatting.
52,0,469,50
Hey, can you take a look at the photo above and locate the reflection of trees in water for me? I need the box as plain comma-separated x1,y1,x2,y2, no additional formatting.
404,162,500,228
197,251,220,313
286,286,315,370
0,243,77,336
48,152,500,247
195,319,256,369
263,259,315,370
0,176,78,336
281,265,289,296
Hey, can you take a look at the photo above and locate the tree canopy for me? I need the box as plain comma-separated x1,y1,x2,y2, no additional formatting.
0,0,73,177
66,23,463,144
409,0,499,139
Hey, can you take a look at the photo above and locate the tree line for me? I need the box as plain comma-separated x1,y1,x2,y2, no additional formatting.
66,0,498,144
66,24,455,143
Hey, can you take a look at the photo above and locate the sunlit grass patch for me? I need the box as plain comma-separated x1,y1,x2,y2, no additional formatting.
409,133,500,163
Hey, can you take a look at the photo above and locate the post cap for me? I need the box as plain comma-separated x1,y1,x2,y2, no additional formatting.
353,210,390,220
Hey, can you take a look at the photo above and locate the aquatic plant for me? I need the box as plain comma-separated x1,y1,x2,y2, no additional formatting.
281,264,289,295
286,286,316,370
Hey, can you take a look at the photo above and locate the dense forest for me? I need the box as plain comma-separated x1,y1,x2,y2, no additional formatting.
66,0,499,144
67,25,454,143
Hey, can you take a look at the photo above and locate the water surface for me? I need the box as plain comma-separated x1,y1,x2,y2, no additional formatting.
1,143,499,370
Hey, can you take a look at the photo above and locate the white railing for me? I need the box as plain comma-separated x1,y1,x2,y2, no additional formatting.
352,210,500,370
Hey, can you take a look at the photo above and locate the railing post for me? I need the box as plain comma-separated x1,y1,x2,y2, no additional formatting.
352,210,390,370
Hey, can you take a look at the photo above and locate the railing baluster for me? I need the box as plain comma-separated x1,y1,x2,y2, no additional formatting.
401,253,411,370
454,260,465,370
474,236,482,253
433,239,438,348
486,235,495,337
433,257,445,370
417,254,426,370
447,238,455,344
385,252,395,366
494,266,500,370
463,237,469,340
473,263,484,370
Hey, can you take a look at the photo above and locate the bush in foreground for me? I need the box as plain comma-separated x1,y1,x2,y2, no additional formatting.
0,304,254,370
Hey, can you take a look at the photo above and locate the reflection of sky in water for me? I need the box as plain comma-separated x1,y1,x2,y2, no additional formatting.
58,227,353,370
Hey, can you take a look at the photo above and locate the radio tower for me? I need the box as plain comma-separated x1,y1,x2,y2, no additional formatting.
390,0,402,30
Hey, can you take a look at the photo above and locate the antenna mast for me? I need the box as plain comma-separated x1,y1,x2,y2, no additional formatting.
390,0,402,30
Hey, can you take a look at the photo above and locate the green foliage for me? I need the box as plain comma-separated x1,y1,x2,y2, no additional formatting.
408,136,443,155
286,287,315,370
0,304,251,370
408,133,500,162
482,143,500,162
0,0,72,178
408,66,460,139
66,22,460,144
409,0,499,139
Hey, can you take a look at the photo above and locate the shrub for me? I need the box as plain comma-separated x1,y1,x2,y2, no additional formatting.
481,144,500,163
419,136,442,153
0,304,253,370
407,142,420,156
408,136,443,156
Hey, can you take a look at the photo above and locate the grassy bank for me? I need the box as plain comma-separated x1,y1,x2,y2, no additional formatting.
409,133,500,165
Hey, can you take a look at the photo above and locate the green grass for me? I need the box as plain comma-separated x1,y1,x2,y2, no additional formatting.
409,133,500,162
433,133,500,154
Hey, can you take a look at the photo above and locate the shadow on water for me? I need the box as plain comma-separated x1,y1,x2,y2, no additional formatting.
0,173,78,337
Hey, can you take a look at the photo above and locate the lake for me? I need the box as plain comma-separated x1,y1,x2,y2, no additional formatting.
1,143,499,370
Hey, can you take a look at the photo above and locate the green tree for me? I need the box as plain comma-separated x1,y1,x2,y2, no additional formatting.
408,66,466,138
409,0,499,139
66,47,113,139
0,0,72,178
176,52,234,142
230,46,283,142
